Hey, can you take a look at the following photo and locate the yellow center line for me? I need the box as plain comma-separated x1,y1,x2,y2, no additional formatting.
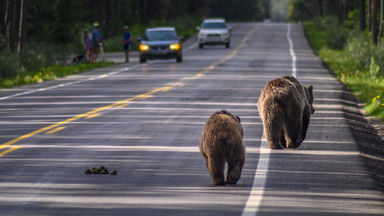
115,103,130,108
85,113,101,119
0,146,22,157
0,85,179,152
0,25,258,156
198,23,258,76
45,127,66,134
141,95,153,99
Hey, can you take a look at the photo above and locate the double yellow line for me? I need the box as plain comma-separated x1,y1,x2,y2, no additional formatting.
0,84,182,157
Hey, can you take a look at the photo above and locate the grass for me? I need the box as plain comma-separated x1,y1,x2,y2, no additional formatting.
303,20,384,121
0,61,115,89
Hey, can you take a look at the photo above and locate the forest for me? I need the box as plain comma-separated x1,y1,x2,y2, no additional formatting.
1,0,270,54
287,0,384,121
0,0,271,82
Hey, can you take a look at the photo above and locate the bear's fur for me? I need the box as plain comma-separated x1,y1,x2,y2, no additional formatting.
258,76,315,149
200,110,245,185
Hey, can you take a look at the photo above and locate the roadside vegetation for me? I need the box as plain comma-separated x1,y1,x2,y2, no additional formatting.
304,17,384,121
288,1,384,121
0,60,114,88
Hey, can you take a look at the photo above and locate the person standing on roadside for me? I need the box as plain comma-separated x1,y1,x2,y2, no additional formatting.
123,26,132,63
92,22,102,62
83,29,93,63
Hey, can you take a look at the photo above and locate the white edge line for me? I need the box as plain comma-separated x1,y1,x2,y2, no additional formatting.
241,134,271,216
0,65,141,101
287,23,297,78
241,23,297,216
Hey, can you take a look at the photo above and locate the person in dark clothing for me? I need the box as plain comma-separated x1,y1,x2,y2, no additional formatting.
83,29,93,63
123,26,132,63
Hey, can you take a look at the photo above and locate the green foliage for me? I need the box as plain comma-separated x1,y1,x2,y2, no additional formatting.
304,17,384,121
369,57,381,78
314,16,348,49
0,51,19,78
209,0,270,21
270,0,288,22
0,61,115,89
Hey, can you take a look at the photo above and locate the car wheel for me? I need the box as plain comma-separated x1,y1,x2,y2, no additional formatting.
199,43,203,49
140,57,146,64
225,42,230,48
176,55,183,63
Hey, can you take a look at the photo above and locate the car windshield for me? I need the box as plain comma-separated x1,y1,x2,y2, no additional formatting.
202,22,226,29
144,30,177,41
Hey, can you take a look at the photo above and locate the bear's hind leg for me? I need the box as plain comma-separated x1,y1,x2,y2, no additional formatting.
262,114,284,149
299,106,311,143
207,153,225,185
280,133,287,148
226,158,245,184
284,112,302,148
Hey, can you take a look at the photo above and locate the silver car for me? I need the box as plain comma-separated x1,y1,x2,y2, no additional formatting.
197,18,231,49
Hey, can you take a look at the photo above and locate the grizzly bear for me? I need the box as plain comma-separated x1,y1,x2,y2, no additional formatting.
258,76,315,149
200,110,245,185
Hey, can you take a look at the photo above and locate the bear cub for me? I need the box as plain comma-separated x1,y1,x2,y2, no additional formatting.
200,110,245,185
258,76,315,149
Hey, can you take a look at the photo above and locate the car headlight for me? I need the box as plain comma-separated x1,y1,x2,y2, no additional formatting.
222,33,229,37
140,44,149,51
170,43,180,50
199,33,205,37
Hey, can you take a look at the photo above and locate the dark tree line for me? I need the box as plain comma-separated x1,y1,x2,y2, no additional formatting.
0,0,271,53
288,0,383,43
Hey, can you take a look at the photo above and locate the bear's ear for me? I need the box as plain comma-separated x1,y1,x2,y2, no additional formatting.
307,85,313,93
236,116,241,123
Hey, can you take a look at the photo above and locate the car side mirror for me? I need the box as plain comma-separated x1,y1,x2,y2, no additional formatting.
227,26,232,31
178,36,184,41
196,26,201,31
137,37,142,42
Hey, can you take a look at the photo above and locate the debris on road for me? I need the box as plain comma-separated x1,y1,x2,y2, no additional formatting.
85,166,117,175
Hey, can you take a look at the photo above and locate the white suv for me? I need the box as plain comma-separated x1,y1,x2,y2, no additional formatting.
197,18,231,49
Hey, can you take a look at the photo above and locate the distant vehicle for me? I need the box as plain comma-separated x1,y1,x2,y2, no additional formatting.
137,27,183,63
197,18,231,49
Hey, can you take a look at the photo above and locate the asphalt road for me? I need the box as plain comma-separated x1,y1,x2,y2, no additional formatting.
0,23,383,216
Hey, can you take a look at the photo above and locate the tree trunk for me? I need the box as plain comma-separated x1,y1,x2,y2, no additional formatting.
372,0,378,44
9,0,18,51
344,0,349,20
360,0,366,31
369,0,372,30
318,0,323,16
17,0,24,53
338,0,344,25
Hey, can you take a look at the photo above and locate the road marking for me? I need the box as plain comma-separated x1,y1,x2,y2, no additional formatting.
214,24,257,68
115,103,130,108
0,84,181,152
0,65,142,101
45,127,66,134
85,113,101,119
0,24,256,156
242,23,297,216
287,23,297,77
242,135,270,216
0,146,22,157
140,95,153,99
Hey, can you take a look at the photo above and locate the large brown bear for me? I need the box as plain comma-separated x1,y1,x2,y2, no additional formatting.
258,76,315,149
200,110,245,185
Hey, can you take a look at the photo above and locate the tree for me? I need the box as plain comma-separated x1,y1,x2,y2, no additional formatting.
371,0,378,43
360,0,366,31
